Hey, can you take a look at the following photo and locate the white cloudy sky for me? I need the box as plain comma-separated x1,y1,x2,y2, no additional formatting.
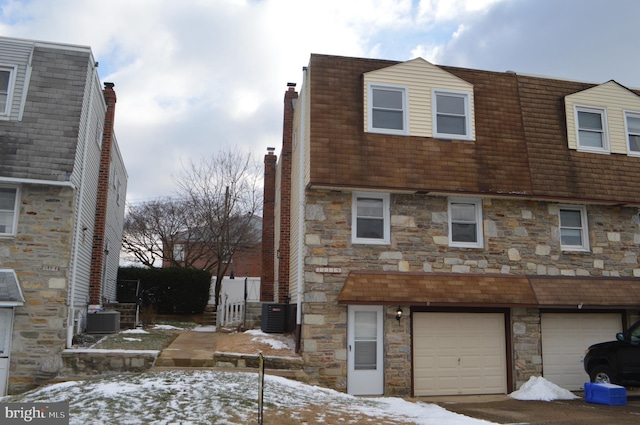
0,0,636,203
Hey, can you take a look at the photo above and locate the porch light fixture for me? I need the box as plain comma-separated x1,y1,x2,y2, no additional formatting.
396,306,403,322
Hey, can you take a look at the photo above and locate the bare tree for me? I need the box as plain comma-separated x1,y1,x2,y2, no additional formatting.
176,148,262,307
121,198,191,268
120,148,262,309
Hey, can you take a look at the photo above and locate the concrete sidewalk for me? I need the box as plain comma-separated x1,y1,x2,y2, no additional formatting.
155,331,219,367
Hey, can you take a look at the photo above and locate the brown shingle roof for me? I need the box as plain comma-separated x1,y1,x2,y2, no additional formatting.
307,54,640,205
529,276,640,308
339,271,537,307
338,272,640,309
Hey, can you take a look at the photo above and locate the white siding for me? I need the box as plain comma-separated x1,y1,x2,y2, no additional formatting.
289,71,310,304
565,81,640,153
68,66,105,309
104,134,127,302
363,58,475,139
0,38,32,121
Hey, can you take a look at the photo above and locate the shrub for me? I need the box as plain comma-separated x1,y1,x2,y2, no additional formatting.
117,267,211,314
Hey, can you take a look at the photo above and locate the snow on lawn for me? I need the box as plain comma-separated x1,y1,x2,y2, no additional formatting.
245,329,295,351
0,370,499,425
152,324,186,331
121,329,149,334
509,376,580,401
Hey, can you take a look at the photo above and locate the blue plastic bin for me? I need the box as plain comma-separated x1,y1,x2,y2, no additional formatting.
584,382,627,406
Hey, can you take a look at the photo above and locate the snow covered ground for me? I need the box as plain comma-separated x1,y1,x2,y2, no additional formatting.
1,327,582,424
2,370,500,425
0,370,581,425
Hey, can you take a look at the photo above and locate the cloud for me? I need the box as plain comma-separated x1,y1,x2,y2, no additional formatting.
0,0,638,203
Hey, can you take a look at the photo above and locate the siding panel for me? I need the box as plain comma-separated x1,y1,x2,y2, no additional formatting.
364,58,475,139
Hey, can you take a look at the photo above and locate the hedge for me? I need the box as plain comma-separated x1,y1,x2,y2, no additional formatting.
117,267,212,314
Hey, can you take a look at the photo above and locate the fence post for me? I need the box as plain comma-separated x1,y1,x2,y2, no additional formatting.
258,352,264,424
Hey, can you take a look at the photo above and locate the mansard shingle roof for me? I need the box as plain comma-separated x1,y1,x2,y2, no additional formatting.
307,54,640,205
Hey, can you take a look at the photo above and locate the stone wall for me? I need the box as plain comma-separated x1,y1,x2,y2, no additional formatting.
60,350,159,376
0,185,74,394
299,190,640,394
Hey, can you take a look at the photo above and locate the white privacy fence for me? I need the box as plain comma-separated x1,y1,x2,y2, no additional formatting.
210,277,260,327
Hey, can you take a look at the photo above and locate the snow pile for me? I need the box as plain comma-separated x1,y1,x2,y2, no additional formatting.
121,329,149,334
509,376,580,401
151,324,184,331
245,329,295,350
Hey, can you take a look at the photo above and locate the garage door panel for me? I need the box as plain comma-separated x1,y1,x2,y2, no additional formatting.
414,312,507,396
541,313,621,391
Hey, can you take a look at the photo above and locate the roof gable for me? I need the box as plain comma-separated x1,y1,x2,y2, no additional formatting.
363,58,475,139
565,80,640,154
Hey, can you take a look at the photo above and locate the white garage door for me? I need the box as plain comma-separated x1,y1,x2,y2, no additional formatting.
541,313,622,391
413,312,507,396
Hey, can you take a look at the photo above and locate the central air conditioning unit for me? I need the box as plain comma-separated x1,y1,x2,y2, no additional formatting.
86,310,121,334
261,303,287,333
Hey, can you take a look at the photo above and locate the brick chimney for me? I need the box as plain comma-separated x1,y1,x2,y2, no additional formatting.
261,147,277,302
277,83,298,303
89,82,117,305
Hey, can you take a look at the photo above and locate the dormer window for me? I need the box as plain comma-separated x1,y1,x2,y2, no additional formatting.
368,84,408,135
575,106,609,153
625,111,640,155
433,90,471,140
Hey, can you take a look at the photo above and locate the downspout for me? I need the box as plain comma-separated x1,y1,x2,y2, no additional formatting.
66,63,98,348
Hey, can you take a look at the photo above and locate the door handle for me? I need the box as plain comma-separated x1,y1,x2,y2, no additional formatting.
349,345,352,352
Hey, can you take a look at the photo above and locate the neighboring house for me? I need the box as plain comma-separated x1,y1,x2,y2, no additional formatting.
162,216,263,279
0,36,126,395
263,53,640,397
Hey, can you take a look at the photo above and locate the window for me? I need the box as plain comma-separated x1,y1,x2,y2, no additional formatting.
433,90,471,139
575,106,609,152
0,187,18,236
352,192,390,244
368,84,407,135
559,205,589,251
448,198,483,248
173,244,184,262
625,111,640,155
0,67,15,116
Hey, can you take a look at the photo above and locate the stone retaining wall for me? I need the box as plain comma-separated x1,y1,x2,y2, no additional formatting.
60,349,159,377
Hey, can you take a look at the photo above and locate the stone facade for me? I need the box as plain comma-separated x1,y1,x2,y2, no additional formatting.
298,190,640,394
1,185,74,393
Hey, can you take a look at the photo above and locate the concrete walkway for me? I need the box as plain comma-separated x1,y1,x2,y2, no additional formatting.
155,331,219,367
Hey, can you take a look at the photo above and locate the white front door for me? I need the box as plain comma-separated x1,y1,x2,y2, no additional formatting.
347,305,384,395
0,308,13,396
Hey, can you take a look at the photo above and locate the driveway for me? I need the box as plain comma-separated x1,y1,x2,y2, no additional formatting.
426,393,640,425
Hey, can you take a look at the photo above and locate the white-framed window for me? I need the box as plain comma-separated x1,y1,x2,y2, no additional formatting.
448,197,483,248
0,66,15,117
352,192,390,245
575,106,609,153
0,187,19,236
559,205,589,251
367,84,408,135
625,111,640,155
433,90,472,140
173,244,184,262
